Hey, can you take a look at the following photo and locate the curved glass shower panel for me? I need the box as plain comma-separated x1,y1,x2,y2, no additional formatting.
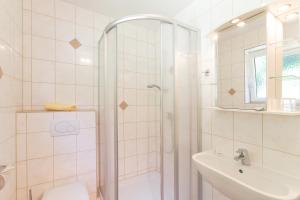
99,27,118,200
98,15,199,200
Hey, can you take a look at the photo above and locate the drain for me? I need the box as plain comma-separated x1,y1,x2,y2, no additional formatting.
239,169,244,173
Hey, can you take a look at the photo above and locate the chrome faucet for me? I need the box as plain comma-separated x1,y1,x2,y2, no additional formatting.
234,148,250,166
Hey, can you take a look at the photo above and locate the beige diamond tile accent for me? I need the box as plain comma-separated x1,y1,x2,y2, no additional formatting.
228,88,236,96
69,38,82,49
119,101,128,110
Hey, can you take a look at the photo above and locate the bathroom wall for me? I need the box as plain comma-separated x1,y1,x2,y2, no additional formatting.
116,22,161,180
174,0,300,200
0,0,23,199
20,0,113,200
16,111,97,200
22,0,111,110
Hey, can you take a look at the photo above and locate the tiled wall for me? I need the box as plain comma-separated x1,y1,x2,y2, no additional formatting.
0,0,23,199
22,0,112,110
174,0,300,200
117,22,161,180
16,111,97,200
20,1,113,199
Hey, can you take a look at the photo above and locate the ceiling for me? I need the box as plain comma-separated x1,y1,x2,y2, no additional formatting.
63,0,195,18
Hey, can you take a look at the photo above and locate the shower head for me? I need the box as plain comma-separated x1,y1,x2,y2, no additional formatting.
147,84,161,90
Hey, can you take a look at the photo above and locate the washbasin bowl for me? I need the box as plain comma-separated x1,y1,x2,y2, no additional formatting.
193,151,300,200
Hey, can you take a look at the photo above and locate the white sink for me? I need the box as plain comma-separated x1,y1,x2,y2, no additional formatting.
193,151,300,200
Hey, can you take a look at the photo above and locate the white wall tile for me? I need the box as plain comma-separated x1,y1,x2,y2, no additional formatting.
27,133,53,159
23,10,32,34
202,108,212,134
77,150,96,174
27,157,53,186
263,148,300,178
94,13,110,31
32,0,54,16
32,59,55,83
202,133,212,151
212,111,233,139
77,112,96,128
125,140,137,157
32,36,55,61
16,113,26,133
234,113,262,145
125,156,138,174
124,123,137,140
27,113,53,133
76,65,94,85
55,62,75,84
16,134,27,162
55,84,76,104
54,135,77,155
212,135,233,157
75,46,94,66
55,19,75,42
55,0,75,22
54,154,76,180
32,13,55,38
77,128,96,151
76,7,94,27
76,25,94,46
31,83,55,106
263,115,300,156
76,86,94,106
56,41,75,63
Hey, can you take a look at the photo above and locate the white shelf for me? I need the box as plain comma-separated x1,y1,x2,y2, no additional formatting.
210,107,300,116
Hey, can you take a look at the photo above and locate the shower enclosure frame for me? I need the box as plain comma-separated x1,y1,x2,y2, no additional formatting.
98,14,201,200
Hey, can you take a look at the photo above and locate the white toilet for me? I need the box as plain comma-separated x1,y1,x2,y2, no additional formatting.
42,182,89,200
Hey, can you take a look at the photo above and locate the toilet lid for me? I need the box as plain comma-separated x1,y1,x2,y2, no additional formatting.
42,182,89,200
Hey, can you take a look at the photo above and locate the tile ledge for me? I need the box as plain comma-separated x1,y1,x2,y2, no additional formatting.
17,109,96,113
209,107,300,116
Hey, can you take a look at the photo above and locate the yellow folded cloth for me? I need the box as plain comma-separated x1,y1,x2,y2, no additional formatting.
45,103,77,111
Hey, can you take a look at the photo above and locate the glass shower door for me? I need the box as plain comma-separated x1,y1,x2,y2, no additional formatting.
116,20,162,200
160,22,176,200
99,16,199,200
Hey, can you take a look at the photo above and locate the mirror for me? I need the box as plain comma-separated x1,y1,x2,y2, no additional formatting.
215,1,300,112
216,13,267,108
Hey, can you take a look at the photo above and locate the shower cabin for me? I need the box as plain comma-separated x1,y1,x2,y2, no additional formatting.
98,15,200,200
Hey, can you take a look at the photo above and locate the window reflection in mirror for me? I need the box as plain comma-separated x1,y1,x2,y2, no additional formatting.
245,45,267,103
278,44,300,99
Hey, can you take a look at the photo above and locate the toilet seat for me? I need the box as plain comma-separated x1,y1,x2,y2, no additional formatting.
42,182,89,200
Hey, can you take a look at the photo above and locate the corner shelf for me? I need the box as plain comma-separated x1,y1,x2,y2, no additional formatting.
210,107,300,116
